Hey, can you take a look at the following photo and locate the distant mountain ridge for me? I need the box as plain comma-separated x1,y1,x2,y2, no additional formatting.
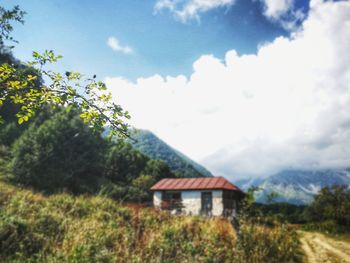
235,169,350,204
128,129,213,178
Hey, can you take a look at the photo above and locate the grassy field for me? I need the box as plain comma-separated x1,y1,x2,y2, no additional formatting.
0,181,301,263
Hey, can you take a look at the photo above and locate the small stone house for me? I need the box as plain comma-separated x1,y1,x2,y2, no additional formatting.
150,177,245,217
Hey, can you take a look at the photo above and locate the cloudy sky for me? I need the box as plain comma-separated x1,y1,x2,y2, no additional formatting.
7,0,350,180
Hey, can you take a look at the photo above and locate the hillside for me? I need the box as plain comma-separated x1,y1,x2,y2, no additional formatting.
0,181,301,263
128,129,213,178
0,181,234,262
235,169,350,204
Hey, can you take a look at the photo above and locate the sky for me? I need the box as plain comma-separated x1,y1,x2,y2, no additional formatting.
4,0,350,180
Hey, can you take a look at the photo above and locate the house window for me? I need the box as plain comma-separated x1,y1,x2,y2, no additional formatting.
161,191,182,210
201,192,213,215
223,190,236,217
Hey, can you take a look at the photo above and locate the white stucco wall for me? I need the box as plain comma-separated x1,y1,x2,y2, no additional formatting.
153,190,223,216
212,190,224,216
181,191,201,215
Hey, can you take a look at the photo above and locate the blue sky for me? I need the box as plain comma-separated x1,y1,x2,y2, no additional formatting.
4,0,350,179
4,0,302,80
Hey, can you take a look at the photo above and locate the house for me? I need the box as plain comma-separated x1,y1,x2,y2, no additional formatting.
150,177,245,217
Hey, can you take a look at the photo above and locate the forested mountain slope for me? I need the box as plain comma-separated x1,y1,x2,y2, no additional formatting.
128,129,212,178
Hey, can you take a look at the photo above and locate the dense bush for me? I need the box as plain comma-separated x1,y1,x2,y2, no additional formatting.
302,219,350,235
11,109,106,194
1,107,176,200
251,203,307,224
0,181,302,263
305,185,350,226
235,218,302,263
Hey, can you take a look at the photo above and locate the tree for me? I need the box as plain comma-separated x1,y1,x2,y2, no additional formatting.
104,141,149,184
143,159,174,181
306,185,350,226
0,5,130,139
11,109,106,194
265,191,279,204
129,174,156,202
239,186,262,218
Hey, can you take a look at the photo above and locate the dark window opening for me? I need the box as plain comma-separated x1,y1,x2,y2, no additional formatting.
161,191,182,211
201,192,213,215
223,190,237,217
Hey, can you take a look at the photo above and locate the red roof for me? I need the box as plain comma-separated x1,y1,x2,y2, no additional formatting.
150,177,242,192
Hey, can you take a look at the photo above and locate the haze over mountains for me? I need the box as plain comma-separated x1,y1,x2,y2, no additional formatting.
235,169,350,204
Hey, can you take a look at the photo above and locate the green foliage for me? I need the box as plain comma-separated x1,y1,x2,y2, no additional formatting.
265,191,279,204
129,129,212,178
102,142,176,202
130,174,156,202
0,211,45,258
0,144,11,175
0,5,25,50
0,50,130,137
251,203,307,224
240,186,261,216
306,185,350,225
104,141,149,184
302,185,350,234
143,159,174,181
302,220,350,235
0,106,176,200
11,109,106,194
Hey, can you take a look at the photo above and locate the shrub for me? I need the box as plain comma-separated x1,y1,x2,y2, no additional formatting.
302,220,350,235
11,110,106,194
234,218,302,263
0,212,44,258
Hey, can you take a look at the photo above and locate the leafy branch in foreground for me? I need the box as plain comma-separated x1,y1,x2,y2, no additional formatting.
0,50,131,138
0,5,25,49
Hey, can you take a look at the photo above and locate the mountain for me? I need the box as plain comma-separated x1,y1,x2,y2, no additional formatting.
235,169,350,205
128,129,212,178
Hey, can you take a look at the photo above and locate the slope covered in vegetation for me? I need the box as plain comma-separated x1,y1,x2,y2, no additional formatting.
129,129,212,178
0,181,302,263
0,107,177,202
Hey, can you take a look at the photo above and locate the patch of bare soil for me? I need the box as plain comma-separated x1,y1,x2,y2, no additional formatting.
300,231,350,263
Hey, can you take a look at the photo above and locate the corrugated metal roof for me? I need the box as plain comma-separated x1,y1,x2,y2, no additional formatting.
150,177,243,192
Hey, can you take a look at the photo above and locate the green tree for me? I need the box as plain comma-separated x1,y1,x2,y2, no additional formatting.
11,109,106,194
104,141,149,184
306,185,350,226
143,159,174,181
265,191,279,204
129,174,156,202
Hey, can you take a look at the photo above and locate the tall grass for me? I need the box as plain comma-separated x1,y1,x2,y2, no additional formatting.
0,182,301,262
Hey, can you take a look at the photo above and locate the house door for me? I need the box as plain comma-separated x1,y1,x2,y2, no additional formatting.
201,192,212,215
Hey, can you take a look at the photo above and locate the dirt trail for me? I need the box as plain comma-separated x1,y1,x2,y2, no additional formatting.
300,231,350,263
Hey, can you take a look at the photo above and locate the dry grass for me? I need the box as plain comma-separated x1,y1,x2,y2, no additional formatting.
0,182,301,262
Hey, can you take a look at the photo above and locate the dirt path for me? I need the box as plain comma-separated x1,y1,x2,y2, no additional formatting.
300,231,350,263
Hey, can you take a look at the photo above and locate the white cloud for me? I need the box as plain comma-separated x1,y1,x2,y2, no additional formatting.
107,37,133,54
258,0,306,31
260,0,294,19
154,0,235,22
106,0,350,180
